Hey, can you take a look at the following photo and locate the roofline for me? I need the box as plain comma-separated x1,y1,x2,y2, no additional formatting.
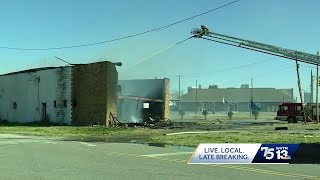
119,78,170,81
0,66,71,76
0,61,114,77
180,100,296,103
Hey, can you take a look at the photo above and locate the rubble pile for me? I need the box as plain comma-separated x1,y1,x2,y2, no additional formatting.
143,117,173,129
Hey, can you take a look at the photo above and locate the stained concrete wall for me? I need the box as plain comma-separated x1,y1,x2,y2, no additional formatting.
72,61,118,126
0,67,72,124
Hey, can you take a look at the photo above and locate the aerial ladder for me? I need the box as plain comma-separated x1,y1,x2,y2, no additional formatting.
192,25,320,123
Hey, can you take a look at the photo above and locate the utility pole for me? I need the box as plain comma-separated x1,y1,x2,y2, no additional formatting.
296,60,306,124
311,70,313,103
317,51,319,124
195,80,198,115
250,78,253,118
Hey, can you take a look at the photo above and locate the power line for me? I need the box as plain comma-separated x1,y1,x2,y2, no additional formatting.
217,65,295,87
127,56,276,79
171,65,294,87
180,57,276,79
0,0,240,51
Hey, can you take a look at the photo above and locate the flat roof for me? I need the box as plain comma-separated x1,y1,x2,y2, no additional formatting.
0,66,65,76
0,61,112,76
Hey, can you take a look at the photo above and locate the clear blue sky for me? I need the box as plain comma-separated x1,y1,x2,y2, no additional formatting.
1,0,319,101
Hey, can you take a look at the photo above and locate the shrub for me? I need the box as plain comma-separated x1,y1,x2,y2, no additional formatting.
252,111,259,120
202,109,208,119
227,111,233,120
179,110,185,120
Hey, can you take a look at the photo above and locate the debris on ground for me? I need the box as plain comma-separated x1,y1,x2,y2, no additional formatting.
216,119,224,124
275,127,288,130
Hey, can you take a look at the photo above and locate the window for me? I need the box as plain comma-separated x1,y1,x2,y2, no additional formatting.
64,100,67,107
143,103,149,109
296,106,302,112
280,106,288,111
54,100,57,108
13,102,17,109
72,99,77,107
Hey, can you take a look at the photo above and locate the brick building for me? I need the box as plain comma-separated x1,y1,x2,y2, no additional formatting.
0,61,118,125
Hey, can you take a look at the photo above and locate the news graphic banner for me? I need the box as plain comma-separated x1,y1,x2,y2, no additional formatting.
188,143,320,164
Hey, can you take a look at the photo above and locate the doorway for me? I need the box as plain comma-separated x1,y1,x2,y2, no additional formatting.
41,103,47,121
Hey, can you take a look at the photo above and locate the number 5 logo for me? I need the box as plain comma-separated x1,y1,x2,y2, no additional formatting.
261,147,274,160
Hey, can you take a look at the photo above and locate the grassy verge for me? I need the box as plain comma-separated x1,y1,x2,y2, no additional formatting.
0,123,319,147
149,131,320,147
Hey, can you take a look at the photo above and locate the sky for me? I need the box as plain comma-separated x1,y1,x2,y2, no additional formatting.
1,0,319,101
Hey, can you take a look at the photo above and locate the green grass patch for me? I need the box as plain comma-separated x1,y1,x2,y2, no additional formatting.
0,122,319,147
150,131,320,147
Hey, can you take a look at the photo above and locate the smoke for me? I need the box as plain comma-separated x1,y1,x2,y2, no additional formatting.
118,79,165,123
129,115,141,123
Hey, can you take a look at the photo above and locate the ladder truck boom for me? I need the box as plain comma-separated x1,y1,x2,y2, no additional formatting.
192,25,320,65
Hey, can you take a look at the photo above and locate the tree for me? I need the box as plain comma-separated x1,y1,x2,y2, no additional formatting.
252,110,259,120
228,111,233,120
171,89,185,100
179,110,185,120
202,109,208,119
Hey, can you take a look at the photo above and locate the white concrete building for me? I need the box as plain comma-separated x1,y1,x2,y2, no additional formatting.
0,67,73,124
0,61,119,125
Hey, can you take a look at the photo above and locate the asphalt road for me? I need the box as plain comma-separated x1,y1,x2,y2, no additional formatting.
0,134,319,180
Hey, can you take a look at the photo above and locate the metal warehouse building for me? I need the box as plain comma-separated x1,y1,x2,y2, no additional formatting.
0,61,118,125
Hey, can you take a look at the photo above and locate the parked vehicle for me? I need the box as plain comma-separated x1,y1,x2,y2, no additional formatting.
275,102,318,123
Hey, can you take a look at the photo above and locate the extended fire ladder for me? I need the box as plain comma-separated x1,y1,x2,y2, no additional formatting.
191,25,320,123
191,25,320,65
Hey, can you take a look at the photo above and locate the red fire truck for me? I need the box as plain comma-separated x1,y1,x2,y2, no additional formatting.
275,103,303,123
275,103,319,123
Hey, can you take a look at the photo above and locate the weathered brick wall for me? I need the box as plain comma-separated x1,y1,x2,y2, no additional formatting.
106,62,118,126
55,67,72,124
163,78,170,121
72,61,118,126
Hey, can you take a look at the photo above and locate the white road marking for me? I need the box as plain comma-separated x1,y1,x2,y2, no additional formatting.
0,140,42,145
79,142,96,147
44,141,57,144
166,131,238,136
141,152,193,157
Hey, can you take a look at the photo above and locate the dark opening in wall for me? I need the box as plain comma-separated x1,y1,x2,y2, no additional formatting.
13,102,17,109
64,100,67,107
72,99,77,107
54,100,57,108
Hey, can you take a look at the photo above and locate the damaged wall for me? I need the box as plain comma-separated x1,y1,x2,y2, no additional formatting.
72,61,118,125
55,67,72,123
118,78,170,123
0,67,72,124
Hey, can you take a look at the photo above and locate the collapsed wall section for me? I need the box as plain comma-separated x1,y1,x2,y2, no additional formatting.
118,78,170,123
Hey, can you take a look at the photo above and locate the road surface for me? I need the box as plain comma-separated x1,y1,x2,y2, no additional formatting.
0,134,319,180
